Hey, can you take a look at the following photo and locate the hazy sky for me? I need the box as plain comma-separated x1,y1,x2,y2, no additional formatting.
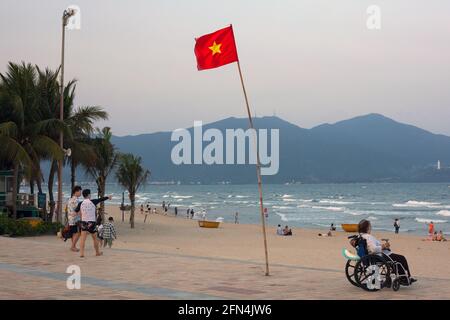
1,0,449,136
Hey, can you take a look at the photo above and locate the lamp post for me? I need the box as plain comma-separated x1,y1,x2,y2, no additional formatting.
57,8,76,223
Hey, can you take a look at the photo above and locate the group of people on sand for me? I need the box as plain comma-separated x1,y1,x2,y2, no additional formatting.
65,186,116,258
140,204,157,214
318,223,336,237
276,224,292,236
419,221,447,241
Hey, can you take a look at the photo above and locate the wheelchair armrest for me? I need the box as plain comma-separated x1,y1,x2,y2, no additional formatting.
342,248,360,261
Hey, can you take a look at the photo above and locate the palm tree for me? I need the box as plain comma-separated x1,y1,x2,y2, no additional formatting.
65,106,108,191
116,153,150,228
85,127,118,222
33,66,108,219
0,62,64,219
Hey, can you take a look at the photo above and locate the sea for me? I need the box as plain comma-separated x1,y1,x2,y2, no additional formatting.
30,182,450,235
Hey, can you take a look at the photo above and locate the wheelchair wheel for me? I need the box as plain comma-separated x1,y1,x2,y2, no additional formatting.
392,279,400,291
355,255,390,292
345,260,359,287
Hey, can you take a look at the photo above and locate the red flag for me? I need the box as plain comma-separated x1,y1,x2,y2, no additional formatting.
194,25,239,71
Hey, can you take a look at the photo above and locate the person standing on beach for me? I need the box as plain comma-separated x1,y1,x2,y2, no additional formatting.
190,208,194,219
428,221,435,236
102,217,117,248
67,186,82,252
394,219,400,234
76,189,112,258
162,201,165,210
174,207,178,217
186,208,190,218
234,212,239,224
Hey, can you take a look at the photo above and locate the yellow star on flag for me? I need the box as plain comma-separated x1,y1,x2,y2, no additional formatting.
208,41,222,55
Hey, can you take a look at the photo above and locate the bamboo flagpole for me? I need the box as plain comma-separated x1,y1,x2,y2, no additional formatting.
194,25,270,275
236,60,270,276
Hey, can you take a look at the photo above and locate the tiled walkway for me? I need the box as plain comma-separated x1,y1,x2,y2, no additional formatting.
1,236,449,299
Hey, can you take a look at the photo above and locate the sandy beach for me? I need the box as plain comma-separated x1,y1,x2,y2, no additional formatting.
1,204,449,299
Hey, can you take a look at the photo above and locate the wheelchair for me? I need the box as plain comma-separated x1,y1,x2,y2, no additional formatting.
342,235,413,291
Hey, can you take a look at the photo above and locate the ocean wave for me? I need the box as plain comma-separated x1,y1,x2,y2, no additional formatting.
282,194,293,198
345,210,364,216
436,210,450,217
393,200,440,208
319,199,355,205
415,218,447,224
282,198,296,202
275,212,289,221
312,206,345,212
272,205,291,210
172,195,193,199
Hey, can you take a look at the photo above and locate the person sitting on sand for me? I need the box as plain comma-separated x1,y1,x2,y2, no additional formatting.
432,231,438,241
330,223,336,231
140,204,144,214
276,224,283,235
436,231,447,242
283,225,292,236
358,219,416,284
318,231,332,237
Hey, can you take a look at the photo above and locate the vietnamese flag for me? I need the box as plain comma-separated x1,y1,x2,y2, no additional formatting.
194,25,239,71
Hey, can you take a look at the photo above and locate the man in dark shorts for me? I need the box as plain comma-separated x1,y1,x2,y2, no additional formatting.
67,186,83,252
76,189,111,258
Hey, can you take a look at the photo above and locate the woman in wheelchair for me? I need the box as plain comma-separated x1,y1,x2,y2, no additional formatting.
358,219,417,285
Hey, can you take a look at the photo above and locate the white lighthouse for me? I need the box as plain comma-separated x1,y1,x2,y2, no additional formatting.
437,160,441,170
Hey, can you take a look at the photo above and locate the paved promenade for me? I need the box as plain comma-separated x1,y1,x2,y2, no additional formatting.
1,235,449,299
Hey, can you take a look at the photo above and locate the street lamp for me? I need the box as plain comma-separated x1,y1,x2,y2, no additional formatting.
57,8,76,223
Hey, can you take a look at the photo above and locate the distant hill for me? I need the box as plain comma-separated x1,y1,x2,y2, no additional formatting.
109,114,450,183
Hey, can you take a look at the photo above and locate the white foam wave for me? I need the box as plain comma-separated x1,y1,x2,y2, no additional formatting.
436,210,450,217
312,206,345,212
415,218,447,223
172,195,193,199
319,199,354,205
393,200,440,208
275,212,289,221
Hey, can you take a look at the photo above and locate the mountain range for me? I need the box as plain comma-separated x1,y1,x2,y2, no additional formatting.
109,113,450,183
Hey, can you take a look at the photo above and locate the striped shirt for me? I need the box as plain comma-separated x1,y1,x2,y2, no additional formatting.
102,222,117,239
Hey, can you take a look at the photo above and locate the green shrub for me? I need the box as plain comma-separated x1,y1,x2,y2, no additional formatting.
0,216,62,237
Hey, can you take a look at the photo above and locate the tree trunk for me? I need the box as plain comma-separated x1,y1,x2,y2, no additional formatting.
96,176,106,224
70,158,76,192
11,163,19,219
130,194,135,229
48,160,57,222
30,179,35,195
36,179,43,194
